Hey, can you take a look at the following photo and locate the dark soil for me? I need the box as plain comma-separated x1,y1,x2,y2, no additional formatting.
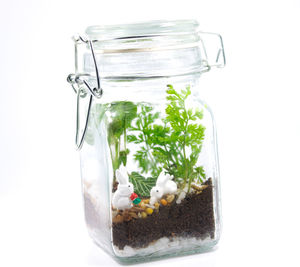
112,181,118,193
112,178,215,250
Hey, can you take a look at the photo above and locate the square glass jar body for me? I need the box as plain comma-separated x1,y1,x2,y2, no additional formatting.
70,20,225,264
79,75,221,263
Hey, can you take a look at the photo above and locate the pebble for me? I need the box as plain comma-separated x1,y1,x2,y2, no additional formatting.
112,209,118,218
145,203,155,209
146,208,153,215
129,212,139,219
131,206,145,212
139,202,146,208
112,214,124,223
160,199,167,206
176,190,186,204
123,213,132,222
166,194,175,203
114,236,212,257
191,184,208,191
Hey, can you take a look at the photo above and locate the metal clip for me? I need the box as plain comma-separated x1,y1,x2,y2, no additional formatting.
198,31,226,73
67,36,103,150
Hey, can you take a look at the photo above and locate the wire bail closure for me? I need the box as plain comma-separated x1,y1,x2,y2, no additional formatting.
66,31,225,151
67,36,103,150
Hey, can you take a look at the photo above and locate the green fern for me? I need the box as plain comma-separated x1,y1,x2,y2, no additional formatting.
129,172,157,197
127,85,206,193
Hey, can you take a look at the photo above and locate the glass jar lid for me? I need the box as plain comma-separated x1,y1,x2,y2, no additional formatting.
85,20,199,41
74,20,225,79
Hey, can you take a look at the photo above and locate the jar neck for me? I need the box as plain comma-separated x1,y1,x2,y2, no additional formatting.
83,45,204,79
93,73,202,105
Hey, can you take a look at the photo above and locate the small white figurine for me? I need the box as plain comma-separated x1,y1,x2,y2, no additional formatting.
150,171,177,205
112,165,134,210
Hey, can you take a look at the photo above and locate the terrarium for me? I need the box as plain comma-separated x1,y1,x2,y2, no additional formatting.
67,20,225,264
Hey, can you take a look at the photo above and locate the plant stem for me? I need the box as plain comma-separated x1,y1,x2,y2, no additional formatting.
110,144,116,181
182,118,189,190
124,126,127,151
123,116,127,151
187,174,193,193
163,144,171,168
111,140,120,182
140,117,158,175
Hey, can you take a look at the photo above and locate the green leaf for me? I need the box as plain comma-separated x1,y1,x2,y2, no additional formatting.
127,134,140,143
129,172,157,197
108,118,123,140
127,103,162,176
194,109,204,120
106,101,138,176
194,166,206,183
119,149,130,166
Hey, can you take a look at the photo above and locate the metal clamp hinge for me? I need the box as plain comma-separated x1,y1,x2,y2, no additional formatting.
67,36,103,150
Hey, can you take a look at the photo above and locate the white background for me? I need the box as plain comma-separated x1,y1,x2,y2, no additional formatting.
1,0,300,266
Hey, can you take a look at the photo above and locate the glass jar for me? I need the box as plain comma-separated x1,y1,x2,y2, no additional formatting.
67,20,225,264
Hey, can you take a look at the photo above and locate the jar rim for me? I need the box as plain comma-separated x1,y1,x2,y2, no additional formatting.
76,20,225,79
85,20,199,41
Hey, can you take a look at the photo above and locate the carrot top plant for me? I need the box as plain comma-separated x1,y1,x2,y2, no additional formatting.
156,85,206,192
128,85,206,194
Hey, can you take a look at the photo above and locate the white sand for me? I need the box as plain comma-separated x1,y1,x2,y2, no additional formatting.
113,235,212,257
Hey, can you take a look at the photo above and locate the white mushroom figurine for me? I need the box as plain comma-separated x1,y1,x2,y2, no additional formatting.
150,171,177,205
112,165,134,210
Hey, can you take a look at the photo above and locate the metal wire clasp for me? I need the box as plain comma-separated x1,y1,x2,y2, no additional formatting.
67,36,103,150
